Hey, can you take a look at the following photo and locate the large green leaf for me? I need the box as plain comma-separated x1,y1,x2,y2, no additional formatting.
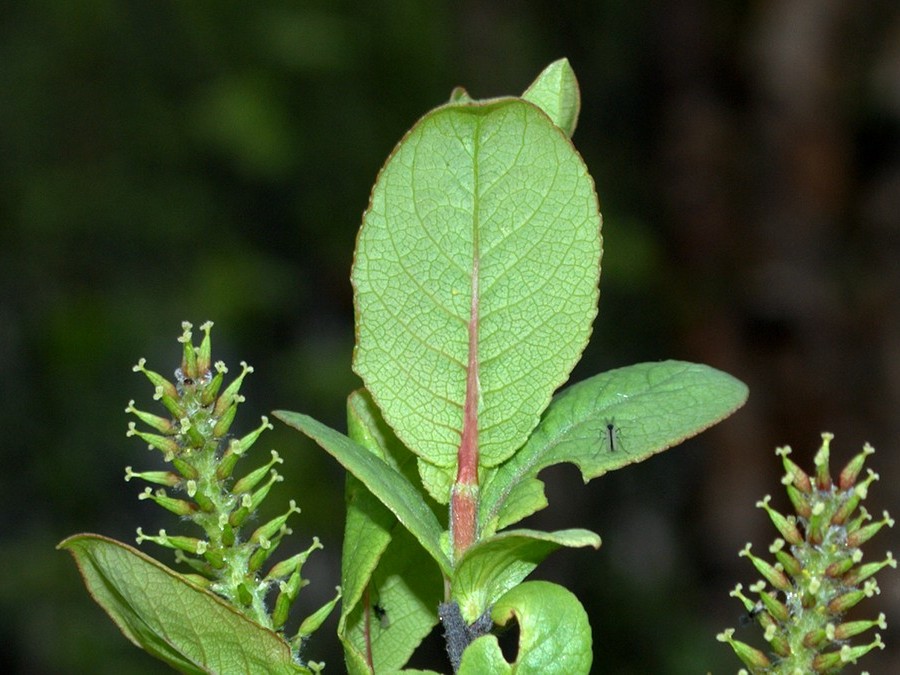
339,390,442,674
479,361,749,534
458,581,592,674
58,534,305,674
352,96,602,501
451,528,600,623
273,410,451,576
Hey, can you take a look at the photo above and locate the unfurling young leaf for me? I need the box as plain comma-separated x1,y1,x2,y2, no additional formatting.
458,581,593,674
522,57,581,137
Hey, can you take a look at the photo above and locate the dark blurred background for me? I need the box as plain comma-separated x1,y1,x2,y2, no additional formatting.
2,1,899,673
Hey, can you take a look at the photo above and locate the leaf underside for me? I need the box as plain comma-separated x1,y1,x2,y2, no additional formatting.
480,360,750,533
58,534,303,675
352,96,602,502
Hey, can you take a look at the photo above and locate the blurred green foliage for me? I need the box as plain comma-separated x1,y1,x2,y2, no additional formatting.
2,1,898,672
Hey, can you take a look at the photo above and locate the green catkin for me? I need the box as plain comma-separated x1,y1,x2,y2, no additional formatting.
125,322,338,663
718,434,895,674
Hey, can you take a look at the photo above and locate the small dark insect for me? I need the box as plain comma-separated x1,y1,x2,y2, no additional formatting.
601,421,621,453
174,368,196,394
739,603,764,626
373,603,389,629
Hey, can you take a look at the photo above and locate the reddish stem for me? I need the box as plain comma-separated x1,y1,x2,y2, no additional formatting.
452,247,480,560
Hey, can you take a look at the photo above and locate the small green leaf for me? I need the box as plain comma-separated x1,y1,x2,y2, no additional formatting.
452,528,600,623
480,361,749,534
339,468,396,675
458,581,592,674
340,470,394,621
341,527,442,675
521,58,581,137
58,534,305,674
338,390,442,674
274,410,451,576
340,391,410,615
352,95,602,500
487,473,547,533
448,86,473,104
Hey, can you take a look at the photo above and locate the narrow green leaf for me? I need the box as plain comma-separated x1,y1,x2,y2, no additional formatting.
273,410,451,576
352,95,602,501
452,528,600,623
480,361,749,534
521,58,581,137
340,391,409,616
340,471,394,629
339,470,392,675
338,390,442,674
458,581,592,674
57,534,305,674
